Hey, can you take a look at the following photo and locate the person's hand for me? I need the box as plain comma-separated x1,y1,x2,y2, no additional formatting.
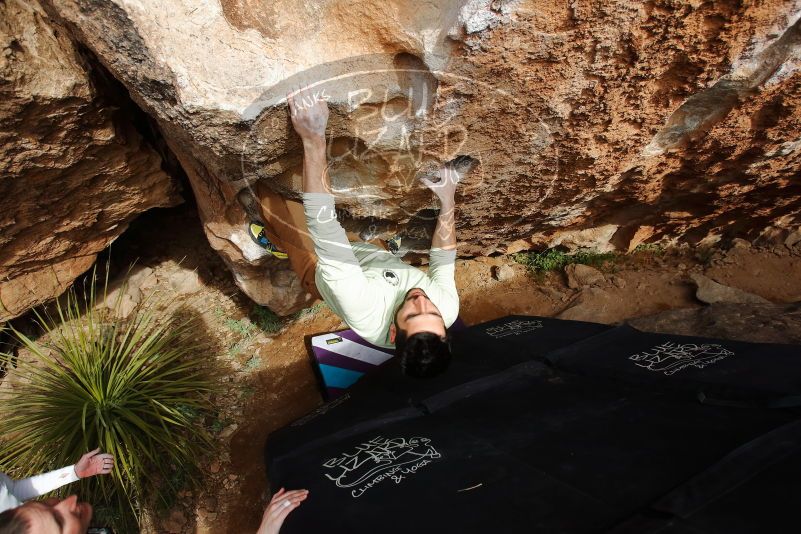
419,163,460,207
287,86,329,143
256,488,309,534
74,448,114,479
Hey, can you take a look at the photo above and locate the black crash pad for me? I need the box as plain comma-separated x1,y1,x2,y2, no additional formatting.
266,316,801,533
545,324,801,404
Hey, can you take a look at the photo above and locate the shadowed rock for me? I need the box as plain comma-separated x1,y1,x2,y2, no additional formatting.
690,273,772,305
4,0,801,318
630,302,801,344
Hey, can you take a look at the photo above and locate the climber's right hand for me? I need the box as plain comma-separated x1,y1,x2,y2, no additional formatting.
287,86,329,142
420,163,460,208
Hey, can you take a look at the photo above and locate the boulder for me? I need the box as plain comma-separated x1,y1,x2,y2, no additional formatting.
539,286,567,302
169,269,202,295
5,0,801,317
629,302,801,345
565,264,605,289
785,229,801,248
689,273,771,305
0,0,179,320
492,264,515,282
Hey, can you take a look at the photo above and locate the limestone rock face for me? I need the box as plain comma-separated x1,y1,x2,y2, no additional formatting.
0,0,180,321
565,264,605,289
690,273,772,305
32,0,801,313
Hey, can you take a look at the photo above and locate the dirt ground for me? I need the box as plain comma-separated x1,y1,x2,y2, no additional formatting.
24,202,801,533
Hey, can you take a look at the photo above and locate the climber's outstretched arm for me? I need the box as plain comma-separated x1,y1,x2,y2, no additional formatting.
421,165,459,252
287,87,330,194
288,86,382,330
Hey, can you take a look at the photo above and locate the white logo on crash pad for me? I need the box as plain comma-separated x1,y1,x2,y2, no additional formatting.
323,436,441,498
486,319,543,338
628,342,734,375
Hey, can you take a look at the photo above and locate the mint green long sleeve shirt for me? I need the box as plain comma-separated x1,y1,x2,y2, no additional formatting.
303,193,459,349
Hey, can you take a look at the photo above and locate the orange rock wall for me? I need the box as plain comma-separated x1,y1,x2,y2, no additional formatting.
3,0,800,316
0,0,180,320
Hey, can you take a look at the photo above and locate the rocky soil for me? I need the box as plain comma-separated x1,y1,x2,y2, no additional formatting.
6,201,795,533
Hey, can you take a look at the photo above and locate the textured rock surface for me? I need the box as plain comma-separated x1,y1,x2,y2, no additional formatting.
492,263,515,281
565,263,605,289
690,272,772,305
557,287,613,322
630,302,801,344
0,0,179,320
19,0,801,314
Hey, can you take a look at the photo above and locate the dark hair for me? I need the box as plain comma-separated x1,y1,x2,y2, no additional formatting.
395,329,452,378
0,507,30,534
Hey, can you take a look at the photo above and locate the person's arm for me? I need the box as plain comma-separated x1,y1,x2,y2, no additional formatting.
2,449,113,502
287,87,379,325
2,466,79,502
421,164,459,283
288,87,330,194
256,488,308,534
421,164,458,251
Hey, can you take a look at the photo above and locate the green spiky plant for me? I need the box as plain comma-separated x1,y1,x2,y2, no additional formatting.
0,265,218,532
0,321,10,374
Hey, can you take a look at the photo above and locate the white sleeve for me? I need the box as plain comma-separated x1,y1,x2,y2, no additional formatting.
428,248,460,328
303,193,361,277
1,466,80,502
428,248,457,288
303,192,382,326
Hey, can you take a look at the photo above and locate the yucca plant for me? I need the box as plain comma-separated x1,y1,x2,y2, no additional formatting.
0,265,218,532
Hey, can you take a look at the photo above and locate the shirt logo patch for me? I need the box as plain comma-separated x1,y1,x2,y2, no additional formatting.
382,269,400,286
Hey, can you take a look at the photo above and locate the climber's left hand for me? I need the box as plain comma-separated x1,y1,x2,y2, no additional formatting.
287,86,329,142
420,163,460,207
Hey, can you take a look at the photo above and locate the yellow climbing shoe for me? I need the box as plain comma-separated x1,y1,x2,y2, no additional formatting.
248,221,288,259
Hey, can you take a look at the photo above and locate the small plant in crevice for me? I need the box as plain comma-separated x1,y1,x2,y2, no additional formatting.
251,305,283,334
0,265,218,533
244,354,262,371
249,301,328,337
239,385,257,400
633,243,664,256
290,300,328,320
0,322,12,378
210,416,232,435
513,248,618,276
224,316,256,336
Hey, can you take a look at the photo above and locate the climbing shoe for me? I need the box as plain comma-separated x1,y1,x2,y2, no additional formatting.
248,221,288,259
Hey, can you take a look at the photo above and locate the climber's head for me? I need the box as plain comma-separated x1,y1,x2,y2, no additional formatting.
390,288,451,378
0,495,93,534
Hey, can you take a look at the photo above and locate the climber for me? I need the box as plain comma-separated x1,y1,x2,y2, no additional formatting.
252,85,461,377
